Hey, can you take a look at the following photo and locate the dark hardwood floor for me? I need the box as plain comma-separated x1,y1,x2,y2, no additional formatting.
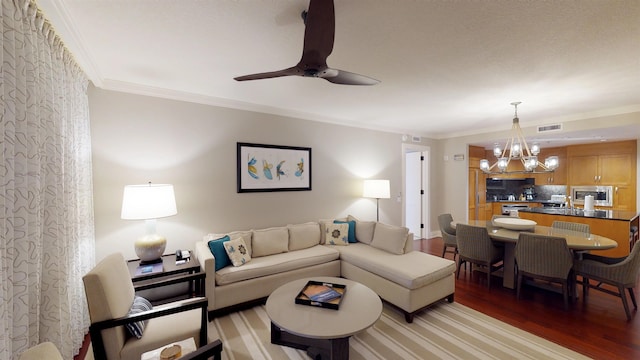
416,237,640,360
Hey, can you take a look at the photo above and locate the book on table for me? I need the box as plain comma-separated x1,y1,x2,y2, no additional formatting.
134,262,164,276
295,280,346,310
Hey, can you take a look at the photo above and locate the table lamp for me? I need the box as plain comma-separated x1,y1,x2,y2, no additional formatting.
363,179,390,221
121,183,177,264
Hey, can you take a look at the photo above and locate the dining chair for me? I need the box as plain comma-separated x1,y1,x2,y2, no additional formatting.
514,233,574,310
455,223,504,288
552,220,590,234
438,213,458,261
574,244,640,320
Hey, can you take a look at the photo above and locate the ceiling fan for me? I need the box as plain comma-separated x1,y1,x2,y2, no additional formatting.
234,0,379,85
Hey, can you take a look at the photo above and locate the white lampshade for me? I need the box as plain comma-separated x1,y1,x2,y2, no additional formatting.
121,183,177,263
363,179,390,199
121,184,177,220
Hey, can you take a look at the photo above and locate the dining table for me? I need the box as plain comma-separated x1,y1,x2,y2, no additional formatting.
454,219,618,289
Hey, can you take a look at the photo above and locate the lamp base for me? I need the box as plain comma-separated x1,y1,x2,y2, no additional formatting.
135,234,167,263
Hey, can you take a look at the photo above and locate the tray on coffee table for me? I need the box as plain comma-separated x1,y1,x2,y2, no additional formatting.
295,280,346,310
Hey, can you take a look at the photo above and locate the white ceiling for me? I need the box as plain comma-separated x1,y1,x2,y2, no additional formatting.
38,0,640,145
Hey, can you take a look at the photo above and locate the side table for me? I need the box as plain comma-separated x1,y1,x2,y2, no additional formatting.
127,253,203,304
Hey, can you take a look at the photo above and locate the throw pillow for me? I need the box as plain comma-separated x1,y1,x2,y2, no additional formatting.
207,235,232,271
125,296,152,339
252,227,289,257
334,220,356,243
205,230,253,257
370,222,409,255
326,223,350,246
223,236,251,266
347,214,376,244
288,222,321,251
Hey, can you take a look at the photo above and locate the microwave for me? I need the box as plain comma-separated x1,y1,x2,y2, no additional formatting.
571,186,613,207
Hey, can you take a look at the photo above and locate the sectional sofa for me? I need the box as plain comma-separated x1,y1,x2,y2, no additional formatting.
194,215,456,322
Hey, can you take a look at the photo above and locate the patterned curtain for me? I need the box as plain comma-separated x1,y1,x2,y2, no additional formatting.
0,1,95,359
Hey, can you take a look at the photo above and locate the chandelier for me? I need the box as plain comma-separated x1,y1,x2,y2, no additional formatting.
480,102,559,174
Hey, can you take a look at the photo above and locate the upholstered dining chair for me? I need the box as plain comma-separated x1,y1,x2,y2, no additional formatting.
515,233,574,310
552,220,590,234
455,223,504,288
574,244,640,320
438,213,458,261
83,253,217,360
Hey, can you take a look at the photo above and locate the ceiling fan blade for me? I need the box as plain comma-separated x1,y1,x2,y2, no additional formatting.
299,0,335,67
321,69,380,86
234,67,301,82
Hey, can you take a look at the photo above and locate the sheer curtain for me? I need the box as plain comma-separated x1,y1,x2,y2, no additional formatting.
0,1,95,359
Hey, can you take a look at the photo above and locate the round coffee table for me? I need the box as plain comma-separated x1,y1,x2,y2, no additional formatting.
266,276,382,360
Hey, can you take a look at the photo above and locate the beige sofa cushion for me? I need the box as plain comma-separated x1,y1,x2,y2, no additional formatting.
370,222,409,255
336,243,456,289
347,215,376,244
288,222,321,251
215,245,340,285
252,227,289,257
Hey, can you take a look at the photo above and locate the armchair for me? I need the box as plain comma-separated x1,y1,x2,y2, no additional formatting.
83,253,216,360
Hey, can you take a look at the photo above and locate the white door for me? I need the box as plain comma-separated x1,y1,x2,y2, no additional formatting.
402,144,430,239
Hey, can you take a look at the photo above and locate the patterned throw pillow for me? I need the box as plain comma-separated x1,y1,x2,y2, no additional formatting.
334,220,357,243
223,236,252,266
125,296,153,339
326,223,350,246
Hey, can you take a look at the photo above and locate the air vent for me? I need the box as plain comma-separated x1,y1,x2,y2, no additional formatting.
537,124,563,133
412,135,422,142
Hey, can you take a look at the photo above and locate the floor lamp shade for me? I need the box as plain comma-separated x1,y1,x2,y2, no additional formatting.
121,183,177,262
363,180,390,221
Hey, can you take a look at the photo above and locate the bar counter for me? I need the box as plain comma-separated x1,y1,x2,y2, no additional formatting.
518,208,639,257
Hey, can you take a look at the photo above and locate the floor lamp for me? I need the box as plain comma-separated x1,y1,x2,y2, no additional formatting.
363,179,390,222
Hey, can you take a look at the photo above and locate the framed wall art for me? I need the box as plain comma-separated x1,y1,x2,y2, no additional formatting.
237,142,312,192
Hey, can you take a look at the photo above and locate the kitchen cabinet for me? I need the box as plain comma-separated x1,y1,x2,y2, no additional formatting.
533,147,567,185
567,140,636,211
568,153,633,185
468,146,487,221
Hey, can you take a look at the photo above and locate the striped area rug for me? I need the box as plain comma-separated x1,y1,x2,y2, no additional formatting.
209,301,590,360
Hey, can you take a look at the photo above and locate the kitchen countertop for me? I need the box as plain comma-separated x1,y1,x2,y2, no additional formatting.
518,207,639,221
487,200,563,204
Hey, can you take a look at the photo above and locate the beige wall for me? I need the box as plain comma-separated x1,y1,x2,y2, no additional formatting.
89,86,639,260
89,87,439,261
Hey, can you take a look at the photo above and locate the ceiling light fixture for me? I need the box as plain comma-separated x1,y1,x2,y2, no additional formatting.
480,102,559,174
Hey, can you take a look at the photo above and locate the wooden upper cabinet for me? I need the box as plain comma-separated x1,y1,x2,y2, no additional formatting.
568,154,600,185
568,141,636,186
567,140,636,211
599,154,634,185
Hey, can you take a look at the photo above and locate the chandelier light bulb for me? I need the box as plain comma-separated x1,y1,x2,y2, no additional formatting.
545,156,559,170
497,157,508,172
493,143,502,157
511,142,521,157
524,156,538,171
531,142,540,155
480,159,490,171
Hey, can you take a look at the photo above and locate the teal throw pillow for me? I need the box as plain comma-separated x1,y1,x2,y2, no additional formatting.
334,220,356,243
207,235,232,271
